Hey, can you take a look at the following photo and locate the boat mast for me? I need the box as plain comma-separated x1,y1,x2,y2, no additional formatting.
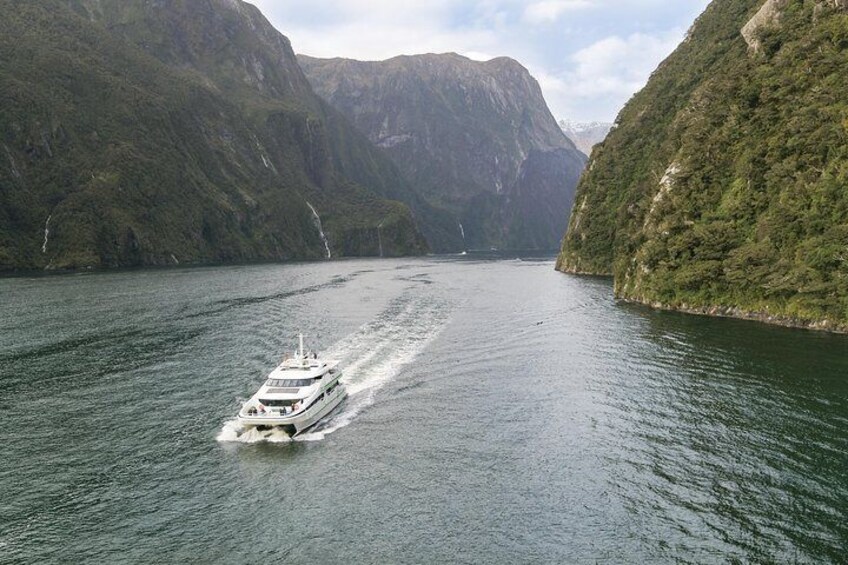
299,333,304,360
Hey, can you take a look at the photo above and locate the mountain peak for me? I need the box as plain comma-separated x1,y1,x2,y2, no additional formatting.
558,120,613,156
300,53,586,251
75,0,311,103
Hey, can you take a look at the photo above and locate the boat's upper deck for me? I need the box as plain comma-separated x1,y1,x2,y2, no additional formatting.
267,356,339,380
255,354,341,399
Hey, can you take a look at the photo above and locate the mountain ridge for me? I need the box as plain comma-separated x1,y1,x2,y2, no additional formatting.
299,52,587,252
0,0,429,271
558,120,614,156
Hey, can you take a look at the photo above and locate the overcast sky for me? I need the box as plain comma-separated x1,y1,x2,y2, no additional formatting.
246,0,711,123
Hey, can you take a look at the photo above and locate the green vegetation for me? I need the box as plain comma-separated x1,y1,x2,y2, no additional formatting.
558,0,848,331
0,0,427,271
300,53,586,252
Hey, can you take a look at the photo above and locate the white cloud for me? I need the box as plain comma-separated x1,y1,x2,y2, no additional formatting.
283,20,498,62
250,0,503,61
462,50,499,62
522,0,593,25
527,28,688,121
568,30,685,97
245,0,710,121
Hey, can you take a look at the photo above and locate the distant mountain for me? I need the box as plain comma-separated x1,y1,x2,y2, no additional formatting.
558,120,613,157
558,0,848,332
299,53,587,252
0,0,428,270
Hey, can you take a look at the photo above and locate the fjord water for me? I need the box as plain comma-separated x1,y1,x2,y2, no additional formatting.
1,257,846,563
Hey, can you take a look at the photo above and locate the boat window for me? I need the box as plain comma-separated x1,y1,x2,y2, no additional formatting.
266,378,315,387
259,399,298,407
306,393,325,409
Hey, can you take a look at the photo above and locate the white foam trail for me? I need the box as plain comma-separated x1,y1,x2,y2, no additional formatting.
297,298,448,440
218,294,451,444
217,419,292,443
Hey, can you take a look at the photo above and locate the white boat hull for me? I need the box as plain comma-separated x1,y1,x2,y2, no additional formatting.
237,384,347,435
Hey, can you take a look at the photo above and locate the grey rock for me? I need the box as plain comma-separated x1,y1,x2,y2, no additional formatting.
299,53,587,252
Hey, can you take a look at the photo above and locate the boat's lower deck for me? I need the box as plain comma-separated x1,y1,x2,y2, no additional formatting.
238,384,347,436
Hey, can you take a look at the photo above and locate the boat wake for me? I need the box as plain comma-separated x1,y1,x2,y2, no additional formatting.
217,293,452,444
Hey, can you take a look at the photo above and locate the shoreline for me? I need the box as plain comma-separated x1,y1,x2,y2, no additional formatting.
0,249,560,279
621,297,848,335
557,269,848,335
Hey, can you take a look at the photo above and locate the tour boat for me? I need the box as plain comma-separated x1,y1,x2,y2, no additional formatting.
237,334,346,436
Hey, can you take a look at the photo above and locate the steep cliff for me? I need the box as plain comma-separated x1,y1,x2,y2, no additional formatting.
299,53,587,252
0,0,427,270
557,0,848,331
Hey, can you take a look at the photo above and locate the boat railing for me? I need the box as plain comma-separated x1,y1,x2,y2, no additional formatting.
245,403,302,417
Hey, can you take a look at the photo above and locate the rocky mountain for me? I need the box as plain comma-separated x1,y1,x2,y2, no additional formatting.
558,120,614,157
557,0,848,332
0,0,428,271
299,53,587,252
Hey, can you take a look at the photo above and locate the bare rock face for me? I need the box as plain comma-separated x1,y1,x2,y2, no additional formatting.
741,0,787,52
299,53,587,252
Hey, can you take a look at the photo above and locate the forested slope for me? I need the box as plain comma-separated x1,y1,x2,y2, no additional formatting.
558,0,848,331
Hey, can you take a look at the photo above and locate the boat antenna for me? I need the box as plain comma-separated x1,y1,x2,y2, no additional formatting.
299,333,304,360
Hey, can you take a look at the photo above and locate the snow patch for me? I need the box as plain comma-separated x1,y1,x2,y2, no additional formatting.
558,119,612,134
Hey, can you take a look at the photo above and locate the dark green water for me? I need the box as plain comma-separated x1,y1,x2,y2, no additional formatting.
1,257,846,563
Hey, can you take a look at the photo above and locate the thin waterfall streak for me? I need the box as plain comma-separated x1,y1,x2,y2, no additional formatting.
306,202,331,259
42,215,52,254
377,220,385,258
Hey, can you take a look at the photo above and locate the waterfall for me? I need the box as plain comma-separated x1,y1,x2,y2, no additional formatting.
458,222,467,250
41,215,52,254
305,118,314,172
377,220,386,258
306,202,331,259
